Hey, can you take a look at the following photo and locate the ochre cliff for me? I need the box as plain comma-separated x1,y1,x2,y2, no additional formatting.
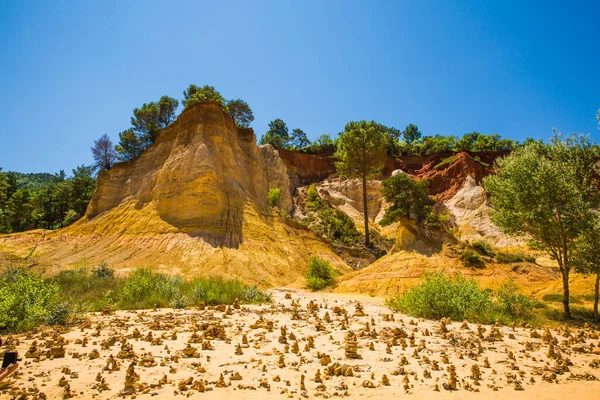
0,102,349,285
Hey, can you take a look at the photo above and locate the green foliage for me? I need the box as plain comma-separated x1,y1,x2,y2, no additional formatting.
542,294,582,304
47,302,72,326
403,123,422,144
115,128,143,161
182,85,226,109
460,250,485,268
386,273,492,322
0,167,95,233
117,96,179,160
302,185,361,245
306,134,335,154
495,251,535,264
305,185,321,210
131,96,179,147
289,128,311,150
305,257,337,291
483,133,600,318
572,216,600,276
336,120,388,246
434,155,458,170
0,269,61,332
494,280,534,320
92,261,115,279
0,267,270,332
50,268,118,312
380,173,433,224
392,132,520,156
260,119,290,148
318,208,361,246
386,272,533,323
267,187,281,208
189,277,270,305
226,98,254,128
471,240,495,256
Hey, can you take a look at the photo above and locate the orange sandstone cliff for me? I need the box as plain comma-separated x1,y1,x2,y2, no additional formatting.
0,102,349,284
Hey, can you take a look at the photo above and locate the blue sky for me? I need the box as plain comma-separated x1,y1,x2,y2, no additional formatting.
1,0,599,173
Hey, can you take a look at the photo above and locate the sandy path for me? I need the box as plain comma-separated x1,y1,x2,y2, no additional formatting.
1,289,600,399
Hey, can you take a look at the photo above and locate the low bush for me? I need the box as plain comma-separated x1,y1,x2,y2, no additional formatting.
51,268,118,312
434,155,458,170
461,250,485,268
494,281,533,320
302,185,361,245
305,185,321,210
92,261,115,278
305,257,337,291
386,272,534,324
542,293,582,304
496,251,536,264
0,266,272,333
189,277,270,305
267,187,281,208
471,240,495,256
317,208,361,245
0,269,61,332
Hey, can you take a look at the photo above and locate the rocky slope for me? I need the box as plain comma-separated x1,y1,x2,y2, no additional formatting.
0,111,564,295
0,102,349,285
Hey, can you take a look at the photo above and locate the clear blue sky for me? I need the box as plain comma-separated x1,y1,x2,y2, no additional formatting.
1,0,599,174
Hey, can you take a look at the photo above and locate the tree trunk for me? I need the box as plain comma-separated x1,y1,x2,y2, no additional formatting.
362,175,370,247
562,269,572,319
594,273,599,323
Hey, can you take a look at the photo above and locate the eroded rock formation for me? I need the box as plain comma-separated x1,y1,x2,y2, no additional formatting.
0,102,348,284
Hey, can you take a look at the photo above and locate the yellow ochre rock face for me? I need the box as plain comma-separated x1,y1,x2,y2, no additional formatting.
0,102,349,285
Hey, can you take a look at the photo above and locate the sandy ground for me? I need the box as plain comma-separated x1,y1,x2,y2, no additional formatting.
2,289,600,399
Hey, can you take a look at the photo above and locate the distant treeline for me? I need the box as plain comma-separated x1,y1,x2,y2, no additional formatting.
90,84,531,174
0,167,95,234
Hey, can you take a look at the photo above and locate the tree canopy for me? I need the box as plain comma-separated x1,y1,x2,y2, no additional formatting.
335,120,387,246
259,119,290,148
182,85,226,109
483,134,600,318
572,216,600,321
91,134,118,172
380,173,432,225
403,124,422,144
0,167,96,233
115,96,179,161
226,99,254,128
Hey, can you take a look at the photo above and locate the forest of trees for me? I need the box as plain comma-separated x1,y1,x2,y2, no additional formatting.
0,167,95,234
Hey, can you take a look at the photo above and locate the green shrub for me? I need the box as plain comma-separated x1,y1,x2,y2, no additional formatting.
92,261,115,279
306,185,321,210
47,302,72,326
461,250,485,268
189,277,270,305
302,184,361,245
51,268,118,312
0,269,60,332
494,281,533,319
267,187,281,208
471,240,495,256
317,208,361,245
542,293,582,304
387,272,535,324
380,174,433,224
305,257,336,291
387,272,492,322
496,251,536,264
434,155,458,170
118,268,157,308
